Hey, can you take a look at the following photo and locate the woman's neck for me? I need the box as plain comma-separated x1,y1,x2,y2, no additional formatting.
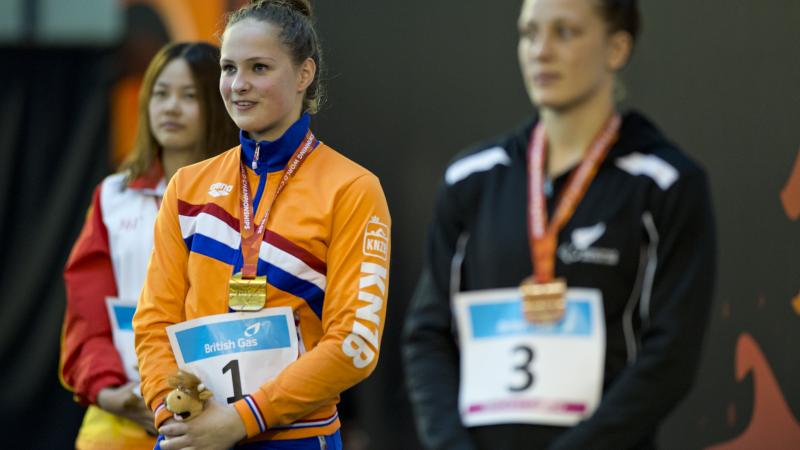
540,88,615,177
161,147,197,181
250,107,304,143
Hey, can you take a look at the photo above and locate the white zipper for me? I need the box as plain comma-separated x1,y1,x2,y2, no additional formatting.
252,142,261,170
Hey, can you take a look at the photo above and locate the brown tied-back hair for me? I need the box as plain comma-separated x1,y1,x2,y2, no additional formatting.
224,0,325,114
595,0,641,44
120,42,239,184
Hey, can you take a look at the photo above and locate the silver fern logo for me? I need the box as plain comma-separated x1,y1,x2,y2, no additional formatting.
559,223,619,266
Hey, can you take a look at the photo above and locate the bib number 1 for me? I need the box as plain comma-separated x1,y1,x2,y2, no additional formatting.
222,359,244,404
166,308,299,408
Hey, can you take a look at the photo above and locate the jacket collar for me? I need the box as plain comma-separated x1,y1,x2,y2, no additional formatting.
513,110,668,165
239,113,310,175
127,160,166,196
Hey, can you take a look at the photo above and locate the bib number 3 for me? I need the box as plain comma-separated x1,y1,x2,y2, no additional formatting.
508,344,535,392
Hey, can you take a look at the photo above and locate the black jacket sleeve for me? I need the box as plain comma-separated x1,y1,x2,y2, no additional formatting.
549,169,717,450
403,181,478,450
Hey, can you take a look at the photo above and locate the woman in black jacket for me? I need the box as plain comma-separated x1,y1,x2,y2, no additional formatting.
403,1,716,449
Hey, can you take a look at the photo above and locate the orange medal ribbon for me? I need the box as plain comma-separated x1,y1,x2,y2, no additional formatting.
238,130,317,278
522,113,621,322
229,131,317,312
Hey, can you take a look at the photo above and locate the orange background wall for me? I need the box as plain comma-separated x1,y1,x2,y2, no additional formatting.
111,0,247,164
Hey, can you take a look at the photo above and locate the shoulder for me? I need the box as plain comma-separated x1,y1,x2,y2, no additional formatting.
99,172,128,192
97,172,134,209
310,142,383,188
176,146,241,179
445,144,513,186
170,146,241,199
443,118,533,189
612,111,708,191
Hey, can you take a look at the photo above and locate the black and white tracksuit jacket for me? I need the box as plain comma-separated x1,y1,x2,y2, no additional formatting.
403,111,716,450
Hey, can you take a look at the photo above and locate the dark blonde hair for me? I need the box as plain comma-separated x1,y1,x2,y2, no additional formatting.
596,0,640,43
224,0,324,114
121,42,239,184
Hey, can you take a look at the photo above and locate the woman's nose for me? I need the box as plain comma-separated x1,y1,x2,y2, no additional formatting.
232,72,250,93
164,94,181,113
531,32,555,61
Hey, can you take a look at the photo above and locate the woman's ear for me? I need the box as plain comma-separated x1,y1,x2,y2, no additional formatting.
297,57,317,92
607,30,633,71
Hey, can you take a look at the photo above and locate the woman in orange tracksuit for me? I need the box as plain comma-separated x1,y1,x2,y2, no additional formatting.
134,2,391,449
59,42,238,450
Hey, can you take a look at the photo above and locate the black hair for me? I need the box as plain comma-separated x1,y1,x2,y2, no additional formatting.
122,42,238,184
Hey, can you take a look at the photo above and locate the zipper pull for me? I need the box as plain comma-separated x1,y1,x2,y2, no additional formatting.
252,143,260,170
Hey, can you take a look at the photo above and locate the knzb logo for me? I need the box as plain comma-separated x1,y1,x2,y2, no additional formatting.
363,216,389,260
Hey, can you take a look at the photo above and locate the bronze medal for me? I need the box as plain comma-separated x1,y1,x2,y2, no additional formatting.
228,273,268,311
520,276,566,323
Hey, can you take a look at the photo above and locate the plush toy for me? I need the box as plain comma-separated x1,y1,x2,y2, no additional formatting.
165,369,212,421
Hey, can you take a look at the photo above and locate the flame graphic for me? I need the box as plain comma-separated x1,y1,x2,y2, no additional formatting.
705,333,800,449
780,147,800,220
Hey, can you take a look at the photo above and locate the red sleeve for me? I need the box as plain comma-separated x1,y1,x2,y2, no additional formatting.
59,183,127,405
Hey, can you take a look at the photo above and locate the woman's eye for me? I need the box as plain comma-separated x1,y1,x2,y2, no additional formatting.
556,25,576,39
183,91,196,100
152,90,167,98
221,64,236,74
253,63,269,72
519,25,538,40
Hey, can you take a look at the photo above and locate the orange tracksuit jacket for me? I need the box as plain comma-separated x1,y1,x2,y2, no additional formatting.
133,123,390,442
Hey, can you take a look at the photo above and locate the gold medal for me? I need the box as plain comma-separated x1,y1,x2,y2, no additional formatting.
228,273,267,311
520,276,566,324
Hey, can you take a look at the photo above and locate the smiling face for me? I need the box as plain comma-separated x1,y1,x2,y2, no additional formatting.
220,18,315,142
148,58,202,153
517,0,631,112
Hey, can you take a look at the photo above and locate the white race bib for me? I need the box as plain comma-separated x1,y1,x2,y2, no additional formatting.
166,307,298,405
454,287,605,427
105,297,140,382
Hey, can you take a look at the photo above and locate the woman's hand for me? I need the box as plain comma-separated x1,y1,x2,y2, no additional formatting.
97,381,157,434
158,400,247,450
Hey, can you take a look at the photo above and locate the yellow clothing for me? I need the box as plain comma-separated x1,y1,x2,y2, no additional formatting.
75,406,155,450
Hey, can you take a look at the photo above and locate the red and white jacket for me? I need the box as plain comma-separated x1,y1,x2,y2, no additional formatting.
60,167,165,404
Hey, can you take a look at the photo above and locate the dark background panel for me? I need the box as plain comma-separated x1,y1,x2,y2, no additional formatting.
0,1,797,449
312,1,800,449
312,2,531,448
627,3,800,449
0,47,117,450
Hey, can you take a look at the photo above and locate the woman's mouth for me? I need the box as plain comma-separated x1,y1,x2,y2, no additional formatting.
160,122,185,131
534,72,562,85
233,100,257,111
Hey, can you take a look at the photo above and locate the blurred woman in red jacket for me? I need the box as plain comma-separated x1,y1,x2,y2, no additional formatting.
59,41,238,450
